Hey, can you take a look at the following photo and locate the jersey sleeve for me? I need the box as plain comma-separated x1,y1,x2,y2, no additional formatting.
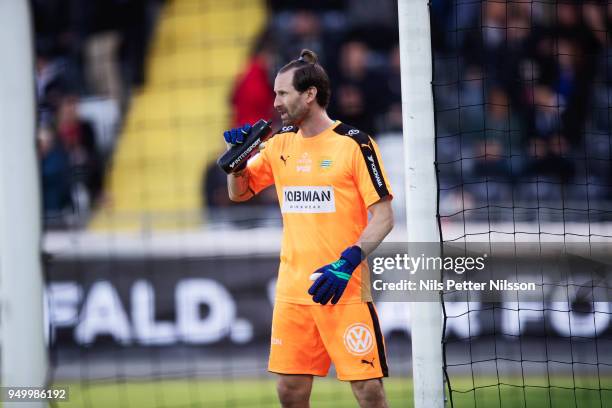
351,136,393,208
246,141,274,194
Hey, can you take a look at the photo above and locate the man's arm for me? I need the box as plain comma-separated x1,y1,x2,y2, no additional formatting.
356,196,394,257
227,168,254,202
308,197,393,305
223,123,258,202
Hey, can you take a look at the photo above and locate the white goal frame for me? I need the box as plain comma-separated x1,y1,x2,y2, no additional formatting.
398,1,445,407
0,1,47,405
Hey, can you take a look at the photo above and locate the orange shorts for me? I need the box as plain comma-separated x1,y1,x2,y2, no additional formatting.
268,301,388,381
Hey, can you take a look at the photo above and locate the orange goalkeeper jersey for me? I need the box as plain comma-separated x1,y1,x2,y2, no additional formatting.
247,121,393,304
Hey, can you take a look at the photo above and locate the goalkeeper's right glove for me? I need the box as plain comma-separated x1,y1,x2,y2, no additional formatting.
223,123,252,146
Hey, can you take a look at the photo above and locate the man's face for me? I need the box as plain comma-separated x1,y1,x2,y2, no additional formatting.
273,70,310,126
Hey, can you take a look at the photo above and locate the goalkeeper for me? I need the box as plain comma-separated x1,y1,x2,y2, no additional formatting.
225,49,394,408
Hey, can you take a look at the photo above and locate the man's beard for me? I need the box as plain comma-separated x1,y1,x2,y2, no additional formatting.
281,105,308,126
281,115,293,126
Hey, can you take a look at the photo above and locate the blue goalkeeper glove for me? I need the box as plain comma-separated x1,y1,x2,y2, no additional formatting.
223,123,252,145
308,246,363,305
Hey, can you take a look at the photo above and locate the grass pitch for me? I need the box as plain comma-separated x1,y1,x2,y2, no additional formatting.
51,376,611,407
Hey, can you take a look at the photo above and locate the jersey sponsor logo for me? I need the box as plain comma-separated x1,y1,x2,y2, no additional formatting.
366,155,384,188
348,129,360,136
319,156,333,169
296,152,312,173
281,126,294,132
281,186,335,213
280,155,290,166
344,323,374,355
360,142,372,151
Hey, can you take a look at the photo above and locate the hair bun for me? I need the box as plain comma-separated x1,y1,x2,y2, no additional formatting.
299,49,318,64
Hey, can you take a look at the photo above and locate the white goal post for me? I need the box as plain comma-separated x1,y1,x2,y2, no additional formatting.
398,1,445,407
0,1,47,406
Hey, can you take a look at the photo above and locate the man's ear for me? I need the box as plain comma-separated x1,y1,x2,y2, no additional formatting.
306,86,318,104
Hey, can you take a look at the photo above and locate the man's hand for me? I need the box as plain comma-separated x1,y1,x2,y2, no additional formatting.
223,123,252,146
308,246,363,305
223,123,252,172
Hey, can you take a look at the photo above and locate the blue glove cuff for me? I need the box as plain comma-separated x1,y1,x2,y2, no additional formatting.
340,246,363,269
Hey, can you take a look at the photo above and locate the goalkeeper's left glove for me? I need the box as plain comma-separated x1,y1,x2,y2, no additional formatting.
308,246,363,305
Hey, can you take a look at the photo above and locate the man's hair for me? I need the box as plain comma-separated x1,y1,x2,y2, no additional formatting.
278,49,331,108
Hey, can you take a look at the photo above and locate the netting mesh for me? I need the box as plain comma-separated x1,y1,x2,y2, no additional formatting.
33,0,612,406
434,1,612,407
38,0,411,406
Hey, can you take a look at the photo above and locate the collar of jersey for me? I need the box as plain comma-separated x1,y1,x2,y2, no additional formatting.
297,120,340,142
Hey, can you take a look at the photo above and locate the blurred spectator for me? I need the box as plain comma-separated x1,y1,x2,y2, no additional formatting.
484,86,523,160
473,140,511,181
31,0,75,55
333,84,371,132
524,134,574,184
76,0,123,102
482,1,507,52
268,0,345,12
459,65,486,139
203,158,234,211
33,0,160,104
32,0,81,97
207,28,281,221
32,0,161,227
555,39,576,103
330,41,386,134
530,85,562,140
343,0,398,54
203,155,278,226
33,0,612,225
119,0,156,90
486,87,511,135
428,0,612,218
431,0,480,53
38,125,71,217
36,53,69,110
379,45,402,132
345,0,397,28
277,10,326,66
56,94,103,206
471,88,516,188
527,2,603,146
73,0,158,105
337,41,370,82
230,29,277,127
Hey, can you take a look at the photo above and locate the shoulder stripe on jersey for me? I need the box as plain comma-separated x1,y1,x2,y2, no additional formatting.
333,123,390,198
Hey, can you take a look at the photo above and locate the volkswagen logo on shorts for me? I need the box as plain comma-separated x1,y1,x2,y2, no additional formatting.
343,323,374,355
